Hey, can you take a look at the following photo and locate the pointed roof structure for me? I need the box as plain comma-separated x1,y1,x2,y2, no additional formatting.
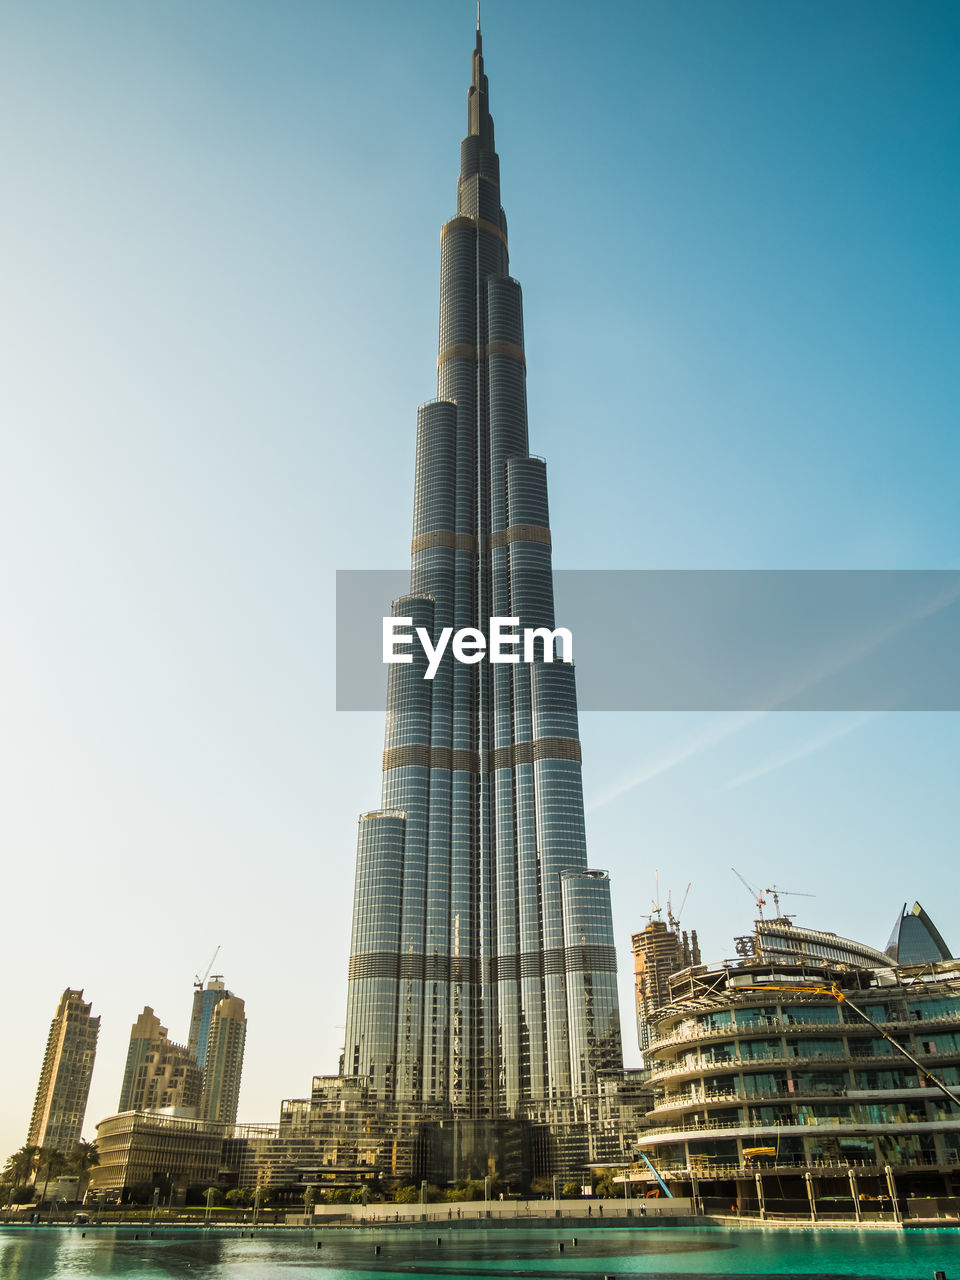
885,901,953,965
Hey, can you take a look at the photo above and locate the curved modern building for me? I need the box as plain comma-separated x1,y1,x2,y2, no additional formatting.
885,902,953,966
635,957,960,1208
341,21,622,1149
745,918,892,969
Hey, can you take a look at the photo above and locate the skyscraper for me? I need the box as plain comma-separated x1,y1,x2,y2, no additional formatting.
188,975,231,1071
27,988,99,1152
200,995,247,1125
343,21,622,1131
118,1006,203,1115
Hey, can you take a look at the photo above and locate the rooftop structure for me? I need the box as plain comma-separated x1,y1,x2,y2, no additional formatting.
735,918,892,969
885,902,953,966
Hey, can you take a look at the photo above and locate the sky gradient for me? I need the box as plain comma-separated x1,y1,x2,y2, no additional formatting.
1,0,958,1162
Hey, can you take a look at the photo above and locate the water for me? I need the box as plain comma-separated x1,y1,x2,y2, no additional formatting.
0,1224,957,1279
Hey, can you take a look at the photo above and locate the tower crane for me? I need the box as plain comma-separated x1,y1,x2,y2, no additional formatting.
194,944,220,991
732,868,766,919
764,884,815,919
667,883,691,932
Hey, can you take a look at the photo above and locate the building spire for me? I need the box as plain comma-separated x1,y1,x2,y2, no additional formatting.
468,10,492,145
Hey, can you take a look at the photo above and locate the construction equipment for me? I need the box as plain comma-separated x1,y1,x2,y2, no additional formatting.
764,885,815,918
194,945,220,990
667,883,692,932
732,868,766,919
634,1151,674,1197
735,982,960,1110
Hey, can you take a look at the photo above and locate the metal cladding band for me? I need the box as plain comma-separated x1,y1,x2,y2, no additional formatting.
343,24,622,1117
440,214,510,249
487,523,551,549
438,341,526,368
382,736,582,774
348,945,617,984
410,524,549,554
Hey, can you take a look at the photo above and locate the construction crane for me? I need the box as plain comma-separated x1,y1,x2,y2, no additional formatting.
194,945,220,991
764,885,816,918
667,883,692,932
732,868,766,919
736,981,960,1110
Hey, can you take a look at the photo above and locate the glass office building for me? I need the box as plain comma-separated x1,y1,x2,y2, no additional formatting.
343,23,622,1124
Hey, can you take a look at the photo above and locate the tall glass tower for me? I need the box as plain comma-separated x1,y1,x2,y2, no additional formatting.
343,21,622,1125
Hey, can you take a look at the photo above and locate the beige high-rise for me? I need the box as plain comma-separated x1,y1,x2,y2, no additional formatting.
200,995,246,1124
118,1006,202,1114
27,989,99,1151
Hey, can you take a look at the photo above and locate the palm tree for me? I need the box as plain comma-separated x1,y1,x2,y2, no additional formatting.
67,1140,99,1203
36,1147,66,1206
2,1145,39,1192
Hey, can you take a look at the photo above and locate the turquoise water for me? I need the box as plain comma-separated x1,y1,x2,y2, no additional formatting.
0,1224,957,1279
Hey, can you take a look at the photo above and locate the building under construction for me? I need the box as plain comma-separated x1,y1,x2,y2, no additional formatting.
632,916,700,1060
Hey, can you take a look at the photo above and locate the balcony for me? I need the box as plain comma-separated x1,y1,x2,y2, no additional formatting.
650,1010,960,1051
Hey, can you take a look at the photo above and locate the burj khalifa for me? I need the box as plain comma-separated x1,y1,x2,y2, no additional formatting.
342,19,622,1136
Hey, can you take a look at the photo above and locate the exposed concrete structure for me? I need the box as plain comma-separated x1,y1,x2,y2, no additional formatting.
632,920,700,1059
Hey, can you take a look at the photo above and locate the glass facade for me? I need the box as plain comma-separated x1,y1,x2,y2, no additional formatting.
637,957,960,1202
188,978,232,1071
343,26,622,1121
885,901,953,965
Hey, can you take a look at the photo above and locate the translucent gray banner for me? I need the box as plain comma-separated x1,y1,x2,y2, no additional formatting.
336,570,960,711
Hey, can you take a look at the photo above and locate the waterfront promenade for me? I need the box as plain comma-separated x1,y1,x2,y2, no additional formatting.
3,1195,942,1232
1,1220,958,1279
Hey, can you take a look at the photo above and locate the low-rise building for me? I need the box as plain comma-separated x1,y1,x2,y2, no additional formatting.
635,956,960,1212
88,1110,277,1205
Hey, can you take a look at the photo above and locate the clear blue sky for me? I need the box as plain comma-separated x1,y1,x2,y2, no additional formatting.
1,0,957,1160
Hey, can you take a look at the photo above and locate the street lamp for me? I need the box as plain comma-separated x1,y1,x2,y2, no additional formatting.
754,1171,765,1220
804,1172,816,1223
847,1168,861,1223
884,1165,901,1223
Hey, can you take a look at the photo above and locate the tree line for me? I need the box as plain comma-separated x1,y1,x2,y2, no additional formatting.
1,1141,100,1207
